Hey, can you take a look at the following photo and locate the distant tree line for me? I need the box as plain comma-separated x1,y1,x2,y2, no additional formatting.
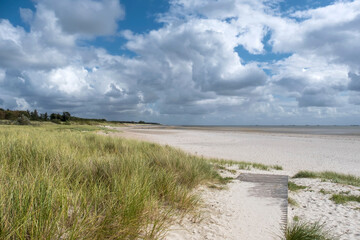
0,108,161,125
0,108,71,123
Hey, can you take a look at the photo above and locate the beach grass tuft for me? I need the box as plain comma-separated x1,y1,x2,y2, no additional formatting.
284,221,337,240
288,181,307,192
330,194,360,204
319,189,332,195
210,159,283,171
293,171,360,187
0,125,223,239
288,197,299,207
272,164,283,170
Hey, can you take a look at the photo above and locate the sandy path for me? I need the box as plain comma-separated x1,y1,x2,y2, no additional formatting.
165,179,284,240
114,126,360,177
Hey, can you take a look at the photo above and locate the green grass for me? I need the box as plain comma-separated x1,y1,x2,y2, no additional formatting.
210,159,283,171
284,221,337,240
272,164,283,170
293,171,360,187
288,197,299,207
319,189,332,195
330,194,360,204
288,181,307,192
0,125,224,239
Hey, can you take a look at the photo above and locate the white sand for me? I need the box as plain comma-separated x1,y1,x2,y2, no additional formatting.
103,126,360,240
164,168,285,240
288,178,360,240
115,126,360,176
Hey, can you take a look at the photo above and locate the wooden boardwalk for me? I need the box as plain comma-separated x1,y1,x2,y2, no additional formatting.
237,173,289,231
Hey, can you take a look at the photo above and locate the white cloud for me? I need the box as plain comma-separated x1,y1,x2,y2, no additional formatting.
15,98,31,110
0,0,360,124
38,0,124,36
271,0,360,70
48,66,90,94
124,17,267,97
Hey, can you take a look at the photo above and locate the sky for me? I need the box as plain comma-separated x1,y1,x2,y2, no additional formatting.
0,0,360,125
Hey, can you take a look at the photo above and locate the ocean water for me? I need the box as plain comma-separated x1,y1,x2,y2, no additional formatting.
176,125,360,136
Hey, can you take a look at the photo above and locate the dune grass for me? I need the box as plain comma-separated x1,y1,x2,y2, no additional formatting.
293,171,360,187
0,125,224,239
284,221,337,240
210,159,283,171
288,181,307,192
288,197,299,207
330,194,360,204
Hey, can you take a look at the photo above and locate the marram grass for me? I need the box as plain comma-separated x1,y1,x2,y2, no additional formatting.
293,171,360,187
0,125,223,239
284,221,337,240
288,181,306,192
330,194,360,204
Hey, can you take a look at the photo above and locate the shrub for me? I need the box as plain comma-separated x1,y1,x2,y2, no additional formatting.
15,114,31,125
51,119,61,124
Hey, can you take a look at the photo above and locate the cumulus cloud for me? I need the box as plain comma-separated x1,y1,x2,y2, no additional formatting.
48,66,90,94
0,0,360,124
37,0,124,36
124,16,268,109
271,0,360,70
271,53,349,107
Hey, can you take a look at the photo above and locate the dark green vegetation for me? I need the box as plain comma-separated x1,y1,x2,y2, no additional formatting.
0,108,159,125
284,221,337,240
0,125,223,239
293,171,360,187
288,181,307,192
330,194,360,204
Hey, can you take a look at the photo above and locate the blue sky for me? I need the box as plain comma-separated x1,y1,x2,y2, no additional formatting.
0,0,360,125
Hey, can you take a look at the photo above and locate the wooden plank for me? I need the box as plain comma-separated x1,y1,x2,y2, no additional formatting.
237,173,288,231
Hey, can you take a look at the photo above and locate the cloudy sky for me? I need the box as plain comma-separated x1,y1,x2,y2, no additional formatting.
0,0,360,125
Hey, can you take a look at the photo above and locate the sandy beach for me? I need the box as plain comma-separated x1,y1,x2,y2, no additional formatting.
115,126,360,177
105,125,360,240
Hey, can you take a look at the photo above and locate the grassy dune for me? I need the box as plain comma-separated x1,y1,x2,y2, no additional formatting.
0,125,224,239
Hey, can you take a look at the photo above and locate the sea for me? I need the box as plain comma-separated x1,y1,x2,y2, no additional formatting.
173,125,360,136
